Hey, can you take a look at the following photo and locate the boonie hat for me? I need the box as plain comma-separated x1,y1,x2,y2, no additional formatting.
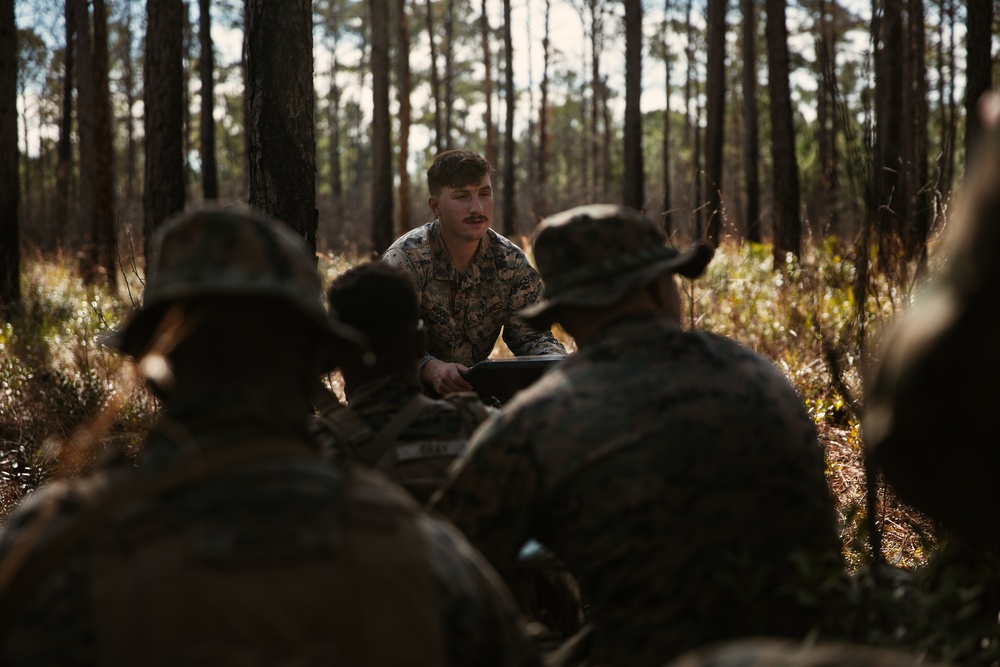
105,206,368,360
520,204,713,327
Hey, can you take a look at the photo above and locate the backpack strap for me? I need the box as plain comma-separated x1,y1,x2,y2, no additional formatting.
317,406,377,462
362,394,437,467
0,439,318,635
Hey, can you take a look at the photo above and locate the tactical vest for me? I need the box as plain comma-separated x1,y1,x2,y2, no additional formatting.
314,392,491,504
0,439,446,667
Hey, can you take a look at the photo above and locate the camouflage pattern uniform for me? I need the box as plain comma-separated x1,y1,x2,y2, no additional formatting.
314,371,494,456
382,220,566,367
665,638,950,667
432,205,845,667
0,207,539,667
310,370,495,502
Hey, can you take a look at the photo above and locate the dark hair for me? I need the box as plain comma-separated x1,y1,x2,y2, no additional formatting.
426,150,494,196
327,262,420,347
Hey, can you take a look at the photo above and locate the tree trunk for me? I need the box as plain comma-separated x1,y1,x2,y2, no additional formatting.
742,0,761,243
443,0,454,148
964,0,992,165
396,0,412,235
481,0,496,168
589,0,603,200
766,0,802,262
704,0,726,245
425,0,442,153
907,0,930,270
199,0,218,200
501,0,516,237
123,0,137,205
75,0,99,282
245,0,318,255
661,9,674,236
622,0,644,211
93,0,117,286
873,0,906,272
56,0,75,250
371,0,393,254
0,0,18,316
536,0,551,217
144,0,186,264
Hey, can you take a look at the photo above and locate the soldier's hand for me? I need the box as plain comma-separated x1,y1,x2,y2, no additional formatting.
422,359,473,395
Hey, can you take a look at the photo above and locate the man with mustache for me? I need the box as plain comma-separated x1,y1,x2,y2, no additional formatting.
383,149,566,397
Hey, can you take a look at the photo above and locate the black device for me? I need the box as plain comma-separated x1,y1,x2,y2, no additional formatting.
461,355,567,406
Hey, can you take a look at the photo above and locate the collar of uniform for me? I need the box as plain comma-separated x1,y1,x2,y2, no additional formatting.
428,220,496,285
584,311,683,353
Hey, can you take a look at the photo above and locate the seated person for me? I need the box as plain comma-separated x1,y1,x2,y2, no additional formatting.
432,204,846,667
312,261,494,504
382,149,566,396
0,207,538,667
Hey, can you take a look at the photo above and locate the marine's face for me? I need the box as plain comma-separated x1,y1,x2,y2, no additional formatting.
429,175,494,246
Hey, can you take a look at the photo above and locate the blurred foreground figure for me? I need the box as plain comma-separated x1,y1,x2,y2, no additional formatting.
312,261,494,504
432,204,846,667
0,207,538,666
864,96,1000,552
665,637,949,667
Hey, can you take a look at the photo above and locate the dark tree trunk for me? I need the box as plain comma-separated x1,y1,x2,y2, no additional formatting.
873,0,906,271
371,0,393,254
144,0,186,264
199,0,218,200
704,0,726,244
481,0,496,168
56,1,75,250
964,0,992,165
536,0,551,217
123,0,137,204
766,0,802,262
244,0,317,255
93,0,117,285
443,0,454,148
75,0,98,281
396,0,412,235
0,0,18,316
501,0,516,237
425,0,442,153
661,13,674,236
907,0,930,270
623,0,644,211
742,0,761,243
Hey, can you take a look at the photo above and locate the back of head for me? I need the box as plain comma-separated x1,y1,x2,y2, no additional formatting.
426,149,494,197
520,203,714,328
328,261,421,354
107,206,365,385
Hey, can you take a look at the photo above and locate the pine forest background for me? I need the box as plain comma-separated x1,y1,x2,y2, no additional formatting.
0,1,999,645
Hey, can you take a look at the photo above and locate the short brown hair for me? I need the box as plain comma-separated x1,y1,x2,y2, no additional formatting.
427,150,494,196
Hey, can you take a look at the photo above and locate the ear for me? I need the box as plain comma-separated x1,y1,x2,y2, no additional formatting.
428,195,440,218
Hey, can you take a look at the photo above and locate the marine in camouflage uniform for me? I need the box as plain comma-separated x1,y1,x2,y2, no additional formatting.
382,149,565,397
312,261,495,504
432,205,846,667
0,207,539,667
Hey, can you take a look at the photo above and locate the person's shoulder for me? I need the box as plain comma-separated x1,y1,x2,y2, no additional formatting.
385,221,435,254
486,229,530,261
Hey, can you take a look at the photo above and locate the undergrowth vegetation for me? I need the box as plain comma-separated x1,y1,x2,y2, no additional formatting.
1,240,998,663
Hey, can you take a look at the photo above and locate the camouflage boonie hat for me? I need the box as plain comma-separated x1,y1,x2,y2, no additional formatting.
106,206,368,360
520,204,714,327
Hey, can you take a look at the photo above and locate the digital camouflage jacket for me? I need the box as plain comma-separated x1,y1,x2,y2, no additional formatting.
382,221,566,367
432,313,846,667
0,395,538,667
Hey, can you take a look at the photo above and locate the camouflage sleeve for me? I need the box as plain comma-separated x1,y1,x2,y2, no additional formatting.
502,260,567,358
420,513,541,667
430,414,542,576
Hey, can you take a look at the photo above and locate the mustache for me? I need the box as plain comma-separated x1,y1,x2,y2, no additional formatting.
463,215,489,224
